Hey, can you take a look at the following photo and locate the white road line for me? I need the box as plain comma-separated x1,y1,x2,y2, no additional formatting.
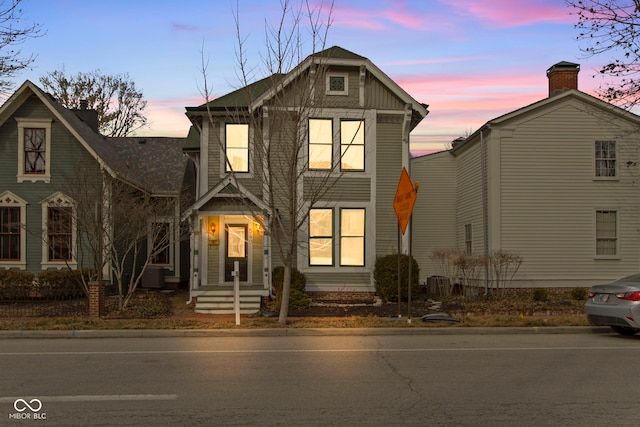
1,346,640,355
0,394,177,403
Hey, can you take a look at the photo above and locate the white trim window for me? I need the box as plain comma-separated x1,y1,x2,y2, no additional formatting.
0,191,27,269
16,118,52,183
41,192,77,269
595,140,616,178
225,123,249,173
326,73,348,96
596,209,617,256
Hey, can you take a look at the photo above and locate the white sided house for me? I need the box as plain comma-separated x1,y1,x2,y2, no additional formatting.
412,61,640,289
183,46,428,313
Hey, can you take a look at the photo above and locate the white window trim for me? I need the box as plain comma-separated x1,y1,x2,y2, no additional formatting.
220,123,254,178
40,192,77,270
594,140,617,180
326,73,349,96
594,208,619,259
16,117,52,183
148,218,174,267
0,191,27,270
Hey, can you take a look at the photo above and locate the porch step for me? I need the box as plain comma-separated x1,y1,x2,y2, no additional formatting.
194,292,263,315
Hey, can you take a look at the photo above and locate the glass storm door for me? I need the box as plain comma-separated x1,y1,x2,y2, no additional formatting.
225,224,248,282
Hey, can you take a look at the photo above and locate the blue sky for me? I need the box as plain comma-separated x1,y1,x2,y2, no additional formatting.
14,0,611,154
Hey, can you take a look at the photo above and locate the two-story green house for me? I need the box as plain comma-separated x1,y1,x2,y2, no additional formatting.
183,46,428,313
0,80,189,289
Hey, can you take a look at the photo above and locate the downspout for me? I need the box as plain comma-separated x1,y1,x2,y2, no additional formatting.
481,130,489,295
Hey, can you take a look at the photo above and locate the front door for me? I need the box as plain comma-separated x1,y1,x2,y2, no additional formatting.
225,224,248,282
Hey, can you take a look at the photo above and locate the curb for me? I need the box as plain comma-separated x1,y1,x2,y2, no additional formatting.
0,326,611,339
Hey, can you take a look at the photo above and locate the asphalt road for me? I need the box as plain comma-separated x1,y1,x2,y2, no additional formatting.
1,330,639,426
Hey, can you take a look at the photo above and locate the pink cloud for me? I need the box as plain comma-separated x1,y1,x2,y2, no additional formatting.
439,0,573,28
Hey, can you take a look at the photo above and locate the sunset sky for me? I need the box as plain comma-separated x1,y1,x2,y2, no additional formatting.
15,0,613,155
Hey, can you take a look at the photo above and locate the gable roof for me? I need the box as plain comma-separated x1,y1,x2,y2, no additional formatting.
0,80,186,195
451,89,640,155
185,45,428,129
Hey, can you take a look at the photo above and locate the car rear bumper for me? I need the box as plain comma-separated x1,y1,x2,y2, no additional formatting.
585,303,640,328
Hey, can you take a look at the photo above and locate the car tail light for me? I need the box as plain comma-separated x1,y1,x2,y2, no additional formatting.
588,292,596,299
615,291,640,301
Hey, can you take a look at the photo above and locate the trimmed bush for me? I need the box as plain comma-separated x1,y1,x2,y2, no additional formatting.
374,253,420,302
533,288,548,302
0,270,35,300
36,270,86,299
286,288,311,310
571,287,588,301
272,266,306,295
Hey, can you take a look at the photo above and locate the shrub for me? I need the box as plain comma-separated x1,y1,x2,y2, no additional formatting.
571,287,588,301
374,253,420,302
0,270,35,300
533,288,548,302
286,288,311,310
271,266,306,295
37,270,86,299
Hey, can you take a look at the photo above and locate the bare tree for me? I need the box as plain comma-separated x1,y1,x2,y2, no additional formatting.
567,0,640,108
39,69,148,136
198,0,369,324
0,0,42,96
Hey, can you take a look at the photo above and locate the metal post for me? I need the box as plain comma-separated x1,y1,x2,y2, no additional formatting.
407,214,412,323
397,225,401,317
234,260,240,325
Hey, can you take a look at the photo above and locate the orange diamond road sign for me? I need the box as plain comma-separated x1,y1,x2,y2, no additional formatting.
393,167,417,235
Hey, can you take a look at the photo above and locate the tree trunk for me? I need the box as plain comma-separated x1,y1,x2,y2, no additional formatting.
278,263,292,324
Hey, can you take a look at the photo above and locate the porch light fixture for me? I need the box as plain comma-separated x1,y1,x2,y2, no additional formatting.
254,222,261,233
210,222,216,235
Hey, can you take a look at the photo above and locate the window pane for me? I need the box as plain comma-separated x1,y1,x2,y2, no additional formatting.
341,120,364,170
24,128,46,174
226,124,249,172
48,207,72,261
596,210,617,255
309,208,333,266
309,119,332,169
340,209,364,266
595,141,616,177
152,222,170,264
0,207,20,260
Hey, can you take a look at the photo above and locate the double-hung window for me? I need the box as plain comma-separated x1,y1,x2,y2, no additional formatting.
340,120,365,170
47,206,73,261
464,224,472,254
308,119,333,170
309,207,365,267
225,123,249,173
595,140,616,178
0,192,26,268
16,118,52,183
596,210,617,256
150,221,171,265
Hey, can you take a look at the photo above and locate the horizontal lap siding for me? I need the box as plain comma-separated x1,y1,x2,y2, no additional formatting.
304,271,373,292
456,144,484,254
499,103,640,286
411,152,457,282
304,177,371,201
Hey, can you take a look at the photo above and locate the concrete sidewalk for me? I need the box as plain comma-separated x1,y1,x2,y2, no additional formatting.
0,325,611,339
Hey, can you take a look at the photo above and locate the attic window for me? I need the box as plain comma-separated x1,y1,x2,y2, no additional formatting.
326,74,348,95
16,118,52,183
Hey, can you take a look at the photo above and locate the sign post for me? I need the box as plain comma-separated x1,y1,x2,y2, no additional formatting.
393,167,418,321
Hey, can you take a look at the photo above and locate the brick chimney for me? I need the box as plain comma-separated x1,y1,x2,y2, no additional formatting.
547,61,580,97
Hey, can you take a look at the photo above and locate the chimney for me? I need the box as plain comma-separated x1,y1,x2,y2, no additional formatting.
79,99,89,110
547,61,580,97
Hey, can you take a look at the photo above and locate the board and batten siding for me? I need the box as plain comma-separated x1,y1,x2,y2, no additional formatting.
376,116,405,255
410,151,457,283
497,102,640,287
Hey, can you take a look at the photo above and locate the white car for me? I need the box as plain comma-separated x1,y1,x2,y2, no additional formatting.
585,273,640,336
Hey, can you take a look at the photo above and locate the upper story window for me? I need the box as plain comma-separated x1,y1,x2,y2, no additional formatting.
225,123,249,173
326,73,348,96
340,120,365,171
595,140,616,178
16,118,52,183
0,191,26,268
308,119,333,170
